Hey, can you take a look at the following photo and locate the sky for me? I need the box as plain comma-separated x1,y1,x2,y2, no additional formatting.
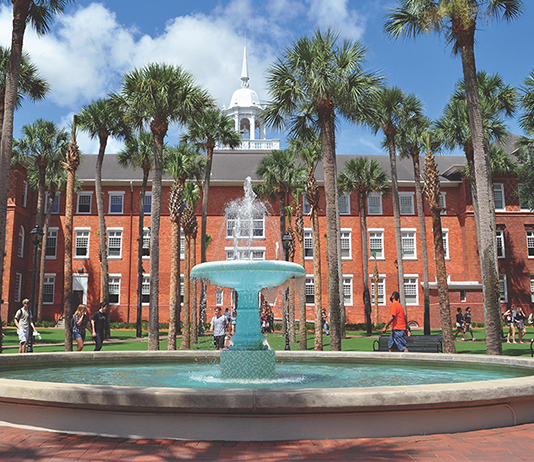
0,0,533,156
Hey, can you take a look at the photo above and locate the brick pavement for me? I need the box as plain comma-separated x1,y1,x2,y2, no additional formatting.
1,422,534,461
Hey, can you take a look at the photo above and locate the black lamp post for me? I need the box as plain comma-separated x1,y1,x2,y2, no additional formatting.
27,224,44,353
282,232,294,351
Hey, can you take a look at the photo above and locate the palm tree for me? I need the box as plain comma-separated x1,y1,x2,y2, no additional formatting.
384,0,523,356
422,139,456,354
165,142,205,350
396,113,433,335
264,29,381,350
516,71,534,209
363,86,422,307
0,0,71,329
338,157,390,335
78,98,129,338
292,188,307,350
117,131,154,338
63,116,80,352
116,63,211,350
285,205,297,343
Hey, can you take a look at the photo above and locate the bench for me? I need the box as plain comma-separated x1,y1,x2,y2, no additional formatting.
373,334,443,353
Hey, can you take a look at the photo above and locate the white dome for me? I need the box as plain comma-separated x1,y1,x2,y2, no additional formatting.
229,87,261,109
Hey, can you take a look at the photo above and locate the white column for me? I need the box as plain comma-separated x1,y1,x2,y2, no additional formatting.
250,115,256,140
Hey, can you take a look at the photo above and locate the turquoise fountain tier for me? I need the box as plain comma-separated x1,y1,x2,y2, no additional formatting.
191,260,305,379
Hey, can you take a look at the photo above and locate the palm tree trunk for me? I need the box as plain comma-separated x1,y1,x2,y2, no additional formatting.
37,191,55,321
279,194,287,260
181,234,191,349
289,279,296,343
136,169,149,338
373,257,379,327
311,208,323,351
458,32,502,355
412,152,431,335
33,162,46,315
191,233,198,344
360,194,372,334
298,226,307,350
63,166,76,351
200,147,214,264
386,129,406,305
168,220,179,350
95,134,110,339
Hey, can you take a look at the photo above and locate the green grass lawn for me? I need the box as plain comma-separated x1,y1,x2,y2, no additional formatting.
2,326,532,356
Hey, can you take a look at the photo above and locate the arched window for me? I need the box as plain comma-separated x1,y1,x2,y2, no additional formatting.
17,226,25,258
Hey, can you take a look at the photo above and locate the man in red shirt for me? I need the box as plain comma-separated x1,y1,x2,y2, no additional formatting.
381,291,410,352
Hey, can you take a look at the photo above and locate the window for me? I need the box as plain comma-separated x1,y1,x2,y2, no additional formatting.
142,275,150,304
401,230,417,260
367,192,382,215
144,192,152,215
530,276,534,303
493,183,505,210
370,276,385,305
46,228,58,258
340,230,351,259
460,290,466,302
226,247,265,260
15,273,22,303
109,275,121,305
43,275,55,304
439,193,446,215
21,181,28,208
519,184,529,211
75,229,90,258
304,230,313,258
17,226,24,258
496,230,505,258
399,193,415,215
499,274,507,302
109,192,124,214
216,289,223,306
442,230,449,260
343,276,353,306
142,228,150,258
305,277,315,304
44,193,60,214
369,230,384,259
180,276,184,298
77,193,92,214
180,231,185,260
339,193,350,215
108,229,123,258
404,276,419,305
527,230,534,257
303,196,311,215
226,212,265,238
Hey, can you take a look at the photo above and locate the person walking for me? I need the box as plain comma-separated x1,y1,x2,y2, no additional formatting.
72,304,91,351
515,306,527,344
503,305,517,344
463,307,476,341
453,307,466,341
382,291,410,352
210,307,228,350
14,299,36,353
91,302,108,351
321,308,329,335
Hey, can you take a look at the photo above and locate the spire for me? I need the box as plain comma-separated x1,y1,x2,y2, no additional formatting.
241,45,249,88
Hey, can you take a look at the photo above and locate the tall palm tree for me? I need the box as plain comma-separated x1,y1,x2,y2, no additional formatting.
292,188,307,350
0,0,71,329
78,98,129,337
63,116,80,352
264,29,381,350
363,86,422,306
117,131,154,338
165,142,205,350
116,63,211,350
384,0,523,356
338,157,390,335
396,113,433,335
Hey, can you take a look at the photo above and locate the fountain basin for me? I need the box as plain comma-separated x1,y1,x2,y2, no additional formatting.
1,351,534,440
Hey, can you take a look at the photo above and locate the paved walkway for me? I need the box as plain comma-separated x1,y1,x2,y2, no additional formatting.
1,422,534,461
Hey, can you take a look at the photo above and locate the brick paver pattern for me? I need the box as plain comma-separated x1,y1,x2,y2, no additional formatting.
1,422,534,461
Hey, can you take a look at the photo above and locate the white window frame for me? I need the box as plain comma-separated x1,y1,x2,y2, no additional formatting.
442,229,449,260
527,230,534,258
343,275,353,306
74,228,90,259
303,196,311,215
142,274,150,304
304,229,313,259
45,227,58,259
401,229,417,260
144,192,152,215
216,289,224,306
225,247,266,261
226,212,265,239
17,226,24,258
108,274,121,305
305,275,315,305
404,275,419,305
180,230,185,260
21,181,28,208
496,230,505,259
439,192,446,215
399,192,415,215
44,192,60,214
369,229,384,260
340,229,352,260
108,191,125,214
15,273,22,303
530,275,534,303
42,273,56,305
493,183,505,211
180,275,184,298
77,192,93,214
499,274,508,303
142,227,150,259
107,228,123,259
339,193,350,215
367,192,383,215
370,274,386,306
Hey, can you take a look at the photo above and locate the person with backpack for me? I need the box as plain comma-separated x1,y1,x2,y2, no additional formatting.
14,299,36,353
72,304,91,351
91,302,108,351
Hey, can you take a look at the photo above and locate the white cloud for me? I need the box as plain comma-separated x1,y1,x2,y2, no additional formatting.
306,0,366,39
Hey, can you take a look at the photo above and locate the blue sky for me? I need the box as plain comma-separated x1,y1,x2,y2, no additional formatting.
0,0,532,156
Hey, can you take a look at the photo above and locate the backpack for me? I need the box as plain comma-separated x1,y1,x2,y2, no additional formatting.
70,316,76,331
